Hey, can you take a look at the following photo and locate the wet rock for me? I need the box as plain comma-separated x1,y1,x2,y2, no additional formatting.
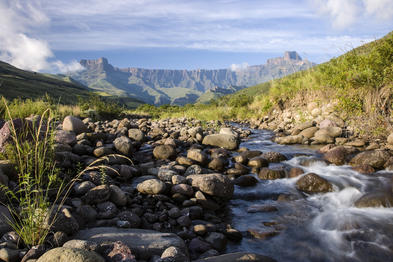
261,152,287,163
128,129,145,142
258,168,285,180
295,173,333,194
194,224,208,236
185,164,203,176
82,185,111,204
43,207,79,235
187,173,234,199
97,201,118,219
247,229,279,240
158,169,178,182
355,192,393,208
75,227,187,260
234,175,258,187
202,134,239,150
117,211,141,228
161,246,189,262
194,252,277,262
247,205,278,213
350,150,390,169
113,136,135,156
352,165,375,175
323,146,348,165
137,179,166,195
62,116,88,135
188,237,211,259
248,157,268,168
76,205,97,223
36,247,104,262
288,167,304,178
153,145,176,160
171,184,194,197
99,241,136,262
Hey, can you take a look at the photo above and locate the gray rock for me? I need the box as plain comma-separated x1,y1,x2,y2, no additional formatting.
75,227,187,260
73,181,96,196
202,134,239,150
187,173,234,199
187,149,208,164
114,136,135,156
205,232,227,251
82,185,111,204
62,116,88,135
55,130,77,145
350,150,390,169
355,192,393,208
153,145,176,160
128,129,145,142
36,247,104,262
275,135,303,145
110,185,127,206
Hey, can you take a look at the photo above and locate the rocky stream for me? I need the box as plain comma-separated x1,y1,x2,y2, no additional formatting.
0,115,392,262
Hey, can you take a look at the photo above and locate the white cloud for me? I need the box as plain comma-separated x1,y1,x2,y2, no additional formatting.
310,0,393,28
0,0,83,73
230,62,249,71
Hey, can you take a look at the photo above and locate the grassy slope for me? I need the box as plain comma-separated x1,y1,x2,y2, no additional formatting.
0,61,91,104
134,31,393,138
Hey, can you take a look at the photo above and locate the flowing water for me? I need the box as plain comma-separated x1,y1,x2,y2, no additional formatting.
228,129,393,262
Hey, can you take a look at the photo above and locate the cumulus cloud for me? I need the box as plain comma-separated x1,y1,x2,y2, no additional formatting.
310,0,393,28
230,62,249,71
0,0,83,73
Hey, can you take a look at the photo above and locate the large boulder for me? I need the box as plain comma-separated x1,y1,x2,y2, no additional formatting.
62,116,88,135
113,136,135,156
295,173,333,194
194,252,277,262
153,145,176,160
137,179,166,195
219,127,238,138
202,134,239,150
349,150,390,169
187,173,234,199
37,247,104,262
75,227,187,260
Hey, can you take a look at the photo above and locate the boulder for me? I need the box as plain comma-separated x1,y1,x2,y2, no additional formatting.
194,252,277,262
161,246,189,262
234,175,258,187
0,205,12,237
99,241,137,262
319,119,338,129
261,152,287,163
36,247,104,262
75,227,187,260
55,130,77,145
349,150,390,169
62,116,88,135
82,185,111,205
153,145,176,160
315,127,342,138
258,168,285,180
295,173,333,194
247,157,268,168
323,146,348,165
299,127,318,139
113,136,135,156
202,134,239,150
137,179,166,195
219,127,238,138
128,129,145,142
187,149,208,164
355,192,393,208
187,173,234,199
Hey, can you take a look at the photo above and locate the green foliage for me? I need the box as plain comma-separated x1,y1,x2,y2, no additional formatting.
78,94,124,119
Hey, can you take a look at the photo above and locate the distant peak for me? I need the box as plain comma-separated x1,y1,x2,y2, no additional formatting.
284,51,302,61
79,57,113,71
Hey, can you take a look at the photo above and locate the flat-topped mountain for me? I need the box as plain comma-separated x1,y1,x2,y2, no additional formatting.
71,52,315,105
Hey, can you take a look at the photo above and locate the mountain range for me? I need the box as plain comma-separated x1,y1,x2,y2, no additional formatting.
70,51,315,105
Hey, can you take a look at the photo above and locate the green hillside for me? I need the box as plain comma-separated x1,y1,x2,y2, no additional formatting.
135,31,393,138
0,61,91,104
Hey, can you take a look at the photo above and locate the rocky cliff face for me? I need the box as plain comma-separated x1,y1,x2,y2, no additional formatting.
70,52,315,105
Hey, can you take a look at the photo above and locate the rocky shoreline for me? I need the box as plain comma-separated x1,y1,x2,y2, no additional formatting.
0,114,392,262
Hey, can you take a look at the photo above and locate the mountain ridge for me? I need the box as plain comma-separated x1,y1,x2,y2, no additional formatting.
71,51,315,105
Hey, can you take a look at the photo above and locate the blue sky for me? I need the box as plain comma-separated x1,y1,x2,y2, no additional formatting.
0,0,392,72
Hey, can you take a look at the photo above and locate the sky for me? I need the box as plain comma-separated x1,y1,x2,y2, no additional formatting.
0,0,392,72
